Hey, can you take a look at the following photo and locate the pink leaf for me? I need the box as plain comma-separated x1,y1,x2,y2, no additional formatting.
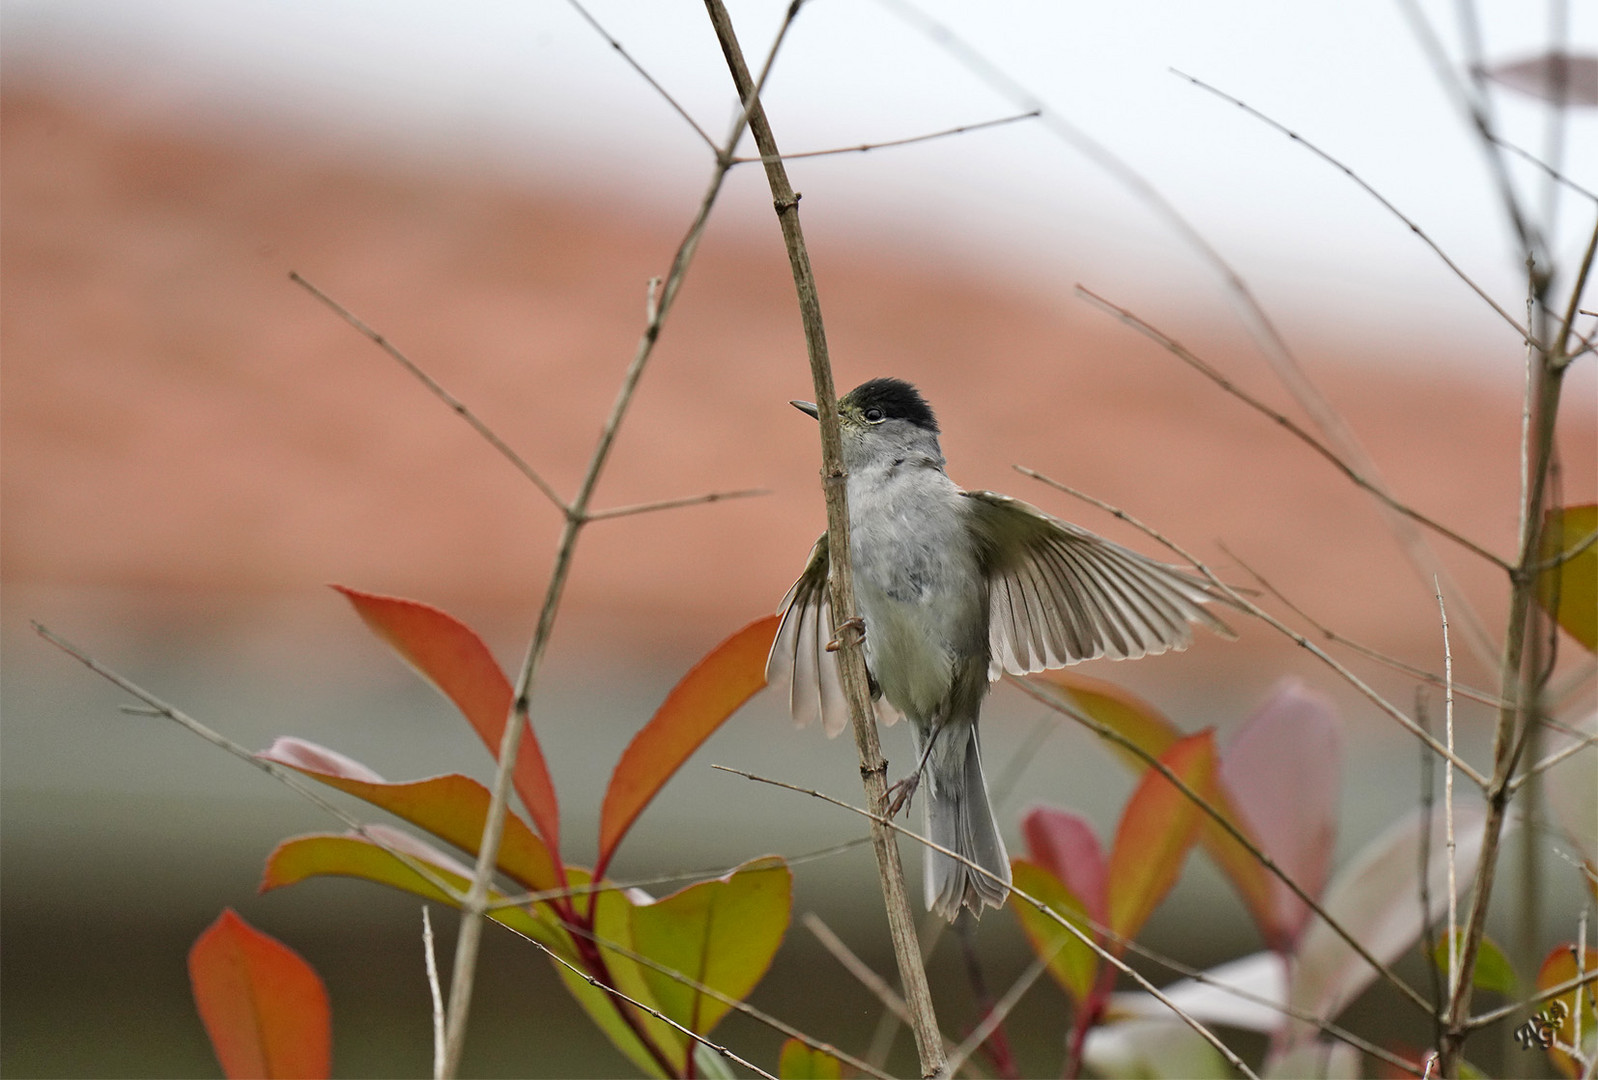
1219,678,1341,946
1021,806,1108,926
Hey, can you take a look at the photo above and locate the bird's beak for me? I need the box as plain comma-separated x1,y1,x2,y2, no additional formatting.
790,399,820,419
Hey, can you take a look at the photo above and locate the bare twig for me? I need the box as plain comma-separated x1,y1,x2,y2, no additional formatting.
937,939,1060,1080
1462,970,1598,1031
1172,70,1536,343
288,272,568,515
1014,467,1491,786
1223,548,1507,709
702,1,948,1073
1070,289,1511,572
563,0,718,152
1528,527,1598,572
1488,132,1598,204
1510,727,1598,794
731,109,1039,162
801,912,914,1029
33,622,469,905
439,8,806,1071
489,836,871,911
1438,581,1460,1002
423,908,446,1080
711,764,1260,1079
582,487,768,522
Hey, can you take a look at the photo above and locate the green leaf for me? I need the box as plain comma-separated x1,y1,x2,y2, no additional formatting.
1430,931,1519,998
1538,504,1598,652
599,615,779,875
555,869,683,1078
778,1038,842,1079
259,738,559,891
1011,858,1100,1004
188,909,331,1079
629,856,792,1039
1106,732,1215,940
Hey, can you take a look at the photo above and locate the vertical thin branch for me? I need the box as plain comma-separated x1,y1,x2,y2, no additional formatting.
1438,580,1460,1001
423,908,446,1080
701,2,948,1075
437,24,787,1073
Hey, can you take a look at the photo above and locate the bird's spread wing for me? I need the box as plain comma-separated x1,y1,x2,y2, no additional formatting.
766,534,901,737
766,534,851,737
963,490,1235,680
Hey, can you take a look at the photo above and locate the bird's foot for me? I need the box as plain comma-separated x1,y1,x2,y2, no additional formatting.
884,771,920,818
825,616,865,652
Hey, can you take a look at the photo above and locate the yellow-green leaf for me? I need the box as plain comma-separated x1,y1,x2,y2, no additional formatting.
629,857,792,1040
557,869,684,1078
259,831,568,952
1430,931,1519,998
1538,504,1598,652
1011,858,1100,1004
778,1038,842,1079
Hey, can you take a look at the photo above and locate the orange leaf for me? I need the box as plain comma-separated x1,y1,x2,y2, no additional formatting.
1106,731,1216,941
332,586,560,854
188,908,332,1079
597,615,779,873
259,738,559,891
1034,671,1283,948
1534,943,1598,1078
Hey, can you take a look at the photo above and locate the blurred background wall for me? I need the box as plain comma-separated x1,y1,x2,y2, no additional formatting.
3,2,1595,1075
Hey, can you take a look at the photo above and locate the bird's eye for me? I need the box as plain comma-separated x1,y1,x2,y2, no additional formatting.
863,407,885,422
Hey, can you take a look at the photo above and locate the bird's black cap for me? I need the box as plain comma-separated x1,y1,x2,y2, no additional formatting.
845,377,939,432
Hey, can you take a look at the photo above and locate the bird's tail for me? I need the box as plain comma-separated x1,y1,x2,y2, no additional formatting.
922,725,1011,920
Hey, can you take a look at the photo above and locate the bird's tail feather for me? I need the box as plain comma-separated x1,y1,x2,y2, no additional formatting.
923,729,1011,920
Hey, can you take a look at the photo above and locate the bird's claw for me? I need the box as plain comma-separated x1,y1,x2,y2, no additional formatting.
884,772,920,818
825,616,866,652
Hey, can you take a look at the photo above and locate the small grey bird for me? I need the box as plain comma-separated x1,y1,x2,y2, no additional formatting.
768,377,1234,920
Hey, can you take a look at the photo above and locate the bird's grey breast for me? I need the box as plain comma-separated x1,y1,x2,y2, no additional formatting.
845,462,986,719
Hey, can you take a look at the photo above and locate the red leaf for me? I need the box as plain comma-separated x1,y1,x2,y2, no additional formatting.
1021,806,1108,926
1485,52,1598,106
1106,731,1216,941
189,908,332,1079
1220,679,1340,947
597,615,779,874
332,586,560,855
259,737,560,891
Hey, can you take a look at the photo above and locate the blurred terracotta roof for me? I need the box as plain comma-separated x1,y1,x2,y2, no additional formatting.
3,82,1593,678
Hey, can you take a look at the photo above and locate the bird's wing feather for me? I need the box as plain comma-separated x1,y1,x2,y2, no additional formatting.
767,532,898,736
767,534,850,737
963,490,1235,680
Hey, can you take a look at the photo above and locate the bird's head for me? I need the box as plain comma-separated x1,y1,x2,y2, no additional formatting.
792,375,939,469
791,378,943,471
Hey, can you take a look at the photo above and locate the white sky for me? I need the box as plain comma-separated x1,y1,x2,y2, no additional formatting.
5,1,1597,366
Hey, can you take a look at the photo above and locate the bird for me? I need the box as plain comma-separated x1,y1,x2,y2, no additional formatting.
766,377,1235,920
